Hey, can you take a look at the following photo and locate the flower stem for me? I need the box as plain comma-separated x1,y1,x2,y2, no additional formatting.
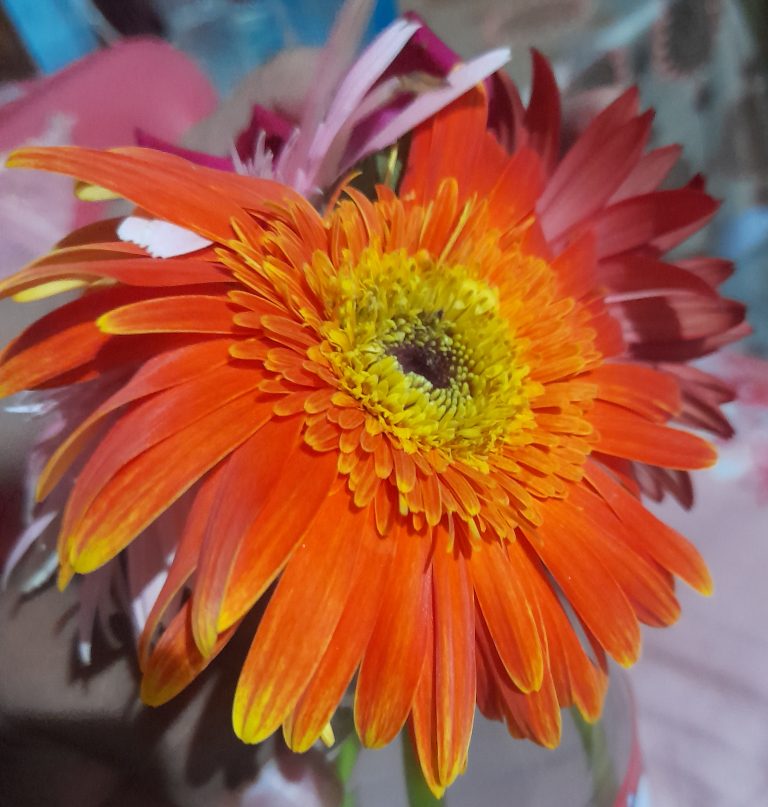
336,732,361,807
571,708,618,806
402,732,446,807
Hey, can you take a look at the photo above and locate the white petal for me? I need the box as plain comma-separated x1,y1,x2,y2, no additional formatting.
117,216,211,259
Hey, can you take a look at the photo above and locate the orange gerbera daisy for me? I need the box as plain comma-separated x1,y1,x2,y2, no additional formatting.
0,84,739,795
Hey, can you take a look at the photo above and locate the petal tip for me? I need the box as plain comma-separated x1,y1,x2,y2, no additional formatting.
57,562,75,591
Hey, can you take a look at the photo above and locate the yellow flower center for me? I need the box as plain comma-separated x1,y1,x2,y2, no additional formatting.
319,245,537,457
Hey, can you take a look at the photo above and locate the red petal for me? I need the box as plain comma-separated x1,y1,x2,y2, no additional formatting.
540,111,652,244
615,295,745,343
592,189,718,258
609,144,681,201
600,254,719,299
676,257,734,288
524,51,561,174
539,86,639,212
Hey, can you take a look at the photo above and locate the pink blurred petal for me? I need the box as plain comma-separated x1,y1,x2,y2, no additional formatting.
302,18,421,186
0,115,77,278
236,105,294,163
278,0,374,190
0,39,217,239
135,129,234,171
397,12,459,74
345,46,511,167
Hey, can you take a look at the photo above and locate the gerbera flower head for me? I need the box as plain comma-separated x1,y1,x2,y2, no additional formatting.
0,55,745,796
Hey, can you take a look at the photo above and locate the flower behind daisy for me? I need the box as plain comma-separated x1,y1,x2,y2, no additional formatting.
0,58,744,796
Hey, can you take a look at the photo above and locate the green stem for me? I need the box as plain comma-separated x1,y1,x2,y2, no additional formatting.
401,732,446,807
571,708,618,806
335,732,361,807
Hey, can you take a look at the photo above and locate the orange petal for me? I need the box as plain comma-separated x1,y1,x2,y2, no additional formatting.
0,287,146,395
586,461,712,594
354,522,432,747
550,231,597,301
8,146,259,244
98,295,239,334
526,498,641,667
215,446,340,631
431,534,476,788
486,146,544,231
38,338,232,501
567,486,682,628
0,256,228,301
590,400,717,470
476,610,561,748
64,392,272,573
60,361,265,538
140,602,238,706
516,541,608,721
112,145,308,219
401,87,502,206
470,538,543,692
138,465,225,668
191,415,303,656
590,363,682,421
232,488,363,744
285,510,395,752
409,596,441,797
